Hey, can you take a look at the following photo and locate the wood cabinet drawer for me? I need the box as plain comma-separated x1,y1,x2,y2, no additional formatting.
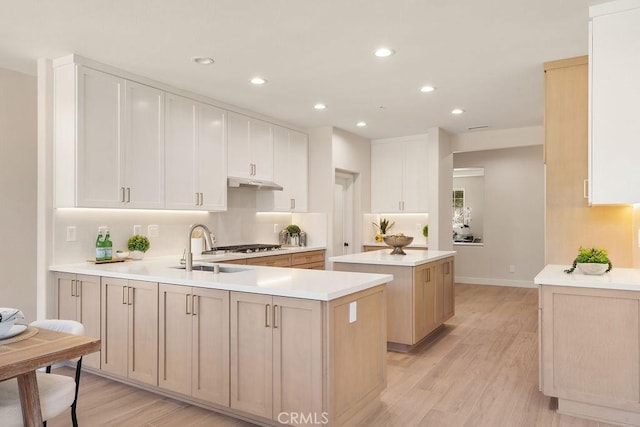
247,254,291,267
294,261,325,270
223,258,247,265
291,250,325,266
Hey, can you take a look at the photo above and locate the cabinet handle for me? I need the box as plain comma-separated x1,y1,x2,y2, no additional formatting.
249,164,253,176
583,179,588,199
273,304,279,329
122,286,127,305
200,193,204,206
185,294,191,315
70,279,76,297
195,193,199,206
126,187,131,203
290,199,295,210
120,187,125,203
427,269,430,282
192,295,198,316
128,287,133,305
265,304,271,327
76,281,81,298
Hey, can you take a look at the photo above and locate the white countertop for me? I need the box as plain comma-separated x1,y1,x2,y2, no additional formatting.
194,245,326,262
50,257,391,301
330,250,456,267
535,264,640,292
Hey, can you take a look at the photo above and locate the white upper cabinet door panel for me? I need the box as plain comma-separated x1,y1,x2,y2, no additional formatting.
165,93,198,209
590,3,640,204
124,81,165,208
249,119,274,181
371,142,403,213
227,112,251,178
402,140,429,212
198,104,227,211
288,130,308,212
75,67,126,208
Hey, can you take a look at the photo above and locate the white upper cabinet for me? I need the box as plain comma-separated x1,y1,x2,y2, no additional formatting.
371,139,429,213
54,64,164,208
56,65,125,208
258,126,308,212
227,112,274,181
589,0,640,204
165,94,227,211
124,81,165,208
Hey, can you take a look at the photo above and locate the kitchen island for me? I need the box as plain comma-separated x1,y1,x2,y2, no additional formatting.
331,250,455,352
535,265,640,427
50,258,392,426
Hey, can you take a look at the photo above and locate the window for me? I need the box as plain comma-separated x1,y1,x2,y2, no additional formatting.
452,189,465,226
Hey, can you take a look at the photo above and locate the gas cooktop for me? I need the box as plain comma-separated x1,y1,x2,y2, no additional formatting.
203,244,282,254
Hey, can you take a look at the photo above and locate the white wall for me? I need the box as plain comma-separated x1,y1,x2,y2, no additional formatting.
451,126,543,153
453,145,545,287
0,68,37,321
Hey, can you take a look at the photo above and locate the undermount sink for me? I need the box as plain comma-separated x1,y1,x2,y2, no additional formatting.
173,264,248,273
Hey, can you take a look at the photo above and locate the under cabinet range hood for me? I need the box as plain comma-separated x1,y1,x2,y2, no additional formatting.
227,177,283,191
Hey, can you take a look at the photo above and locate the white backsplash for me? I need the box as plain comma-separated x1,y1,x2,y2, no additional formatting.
54,187,328,264
363,213,429,244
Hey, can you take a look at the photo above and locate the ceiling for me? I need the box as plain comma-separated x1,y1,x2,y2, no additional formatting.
0,0,598,139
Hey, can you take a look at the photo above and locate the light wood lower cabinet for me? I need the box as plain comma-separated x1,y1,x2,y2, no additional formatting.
540,284,640,425
158,284,230,406
290,250,325,269
230,292,323,422
334,256,454,349
246,254,292,267
55,273,101,368
101,278,158,386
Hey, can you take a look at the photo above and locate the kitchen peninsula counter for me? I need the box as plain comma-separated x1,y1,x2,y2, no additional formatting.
50,258,390,426
50,256,390,301
330,249,455,266
535,265,640,426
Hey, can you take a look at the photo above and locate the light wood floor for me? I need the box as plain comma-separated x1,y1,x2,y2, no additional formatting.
47,284,618,427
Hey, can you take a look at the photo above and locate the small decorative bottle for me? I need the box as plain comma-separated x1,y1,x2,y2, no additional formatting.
95,230,106,261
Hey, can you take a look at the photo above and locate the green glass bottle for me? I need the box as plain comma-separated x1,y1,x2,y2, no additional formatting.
104,229,113,260
95,230,106,261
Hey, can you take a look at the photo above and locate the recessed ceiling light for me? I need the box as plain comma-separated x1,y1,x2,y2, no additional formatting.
314,103,327,110
250,77,267,85
192,57,214,65
356,121,367,127
451,108,465,115
374,47,395,57
420,85,436,93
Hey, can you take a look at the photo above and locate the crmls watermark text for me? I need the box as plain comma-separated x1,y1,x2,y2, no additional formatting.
277,412,329,425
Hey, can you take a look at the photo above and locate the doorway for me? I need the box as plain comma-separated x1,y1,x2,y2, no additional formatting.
333,171,355,256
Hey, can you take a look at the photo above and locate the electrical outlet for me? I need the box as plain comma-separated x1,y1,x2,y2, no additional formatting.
509,265,516,273
66,226,76,242
148,225,159,238
98,225,108,234
416,223,422,231
273,224,280,233
133,225,142,235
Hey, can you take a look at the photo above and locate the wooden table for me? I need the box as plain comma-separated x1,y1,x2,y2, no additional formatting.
0,327,100,426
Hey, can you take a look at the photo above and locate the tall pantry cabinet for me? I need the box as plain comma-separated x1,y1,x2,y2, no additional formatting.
543,56,632,266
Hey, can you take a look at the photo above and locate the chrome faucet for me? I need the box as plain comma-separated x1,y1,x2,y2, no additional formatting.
185,224,214,272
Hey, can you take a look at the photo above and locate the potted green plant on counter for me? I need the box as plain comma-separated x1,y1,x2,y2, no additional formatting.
564,246,612,275
422,224,428,245
286,224,301,246
127,234,150,260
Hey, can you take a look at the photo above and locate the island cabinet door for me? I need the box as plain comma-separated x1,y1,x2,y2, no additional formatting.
158,284,193,395
192,287,230,406
435,257,455,324
56,273,102,369
230,292,274,419
101,277,129,377
272,296,323,424
540,285,640,411
414,263,437,343
127,280,158,386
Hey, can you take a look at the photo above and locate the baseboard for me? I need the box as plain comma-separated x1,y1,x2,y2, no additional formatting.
455,276,536,288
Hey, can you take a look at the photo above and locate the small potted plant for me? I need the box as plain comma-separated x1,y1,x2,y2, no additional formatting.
422,224,429,244
286,224,301,246
127,234,150,260
373,218,394,242
564,246,612,275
